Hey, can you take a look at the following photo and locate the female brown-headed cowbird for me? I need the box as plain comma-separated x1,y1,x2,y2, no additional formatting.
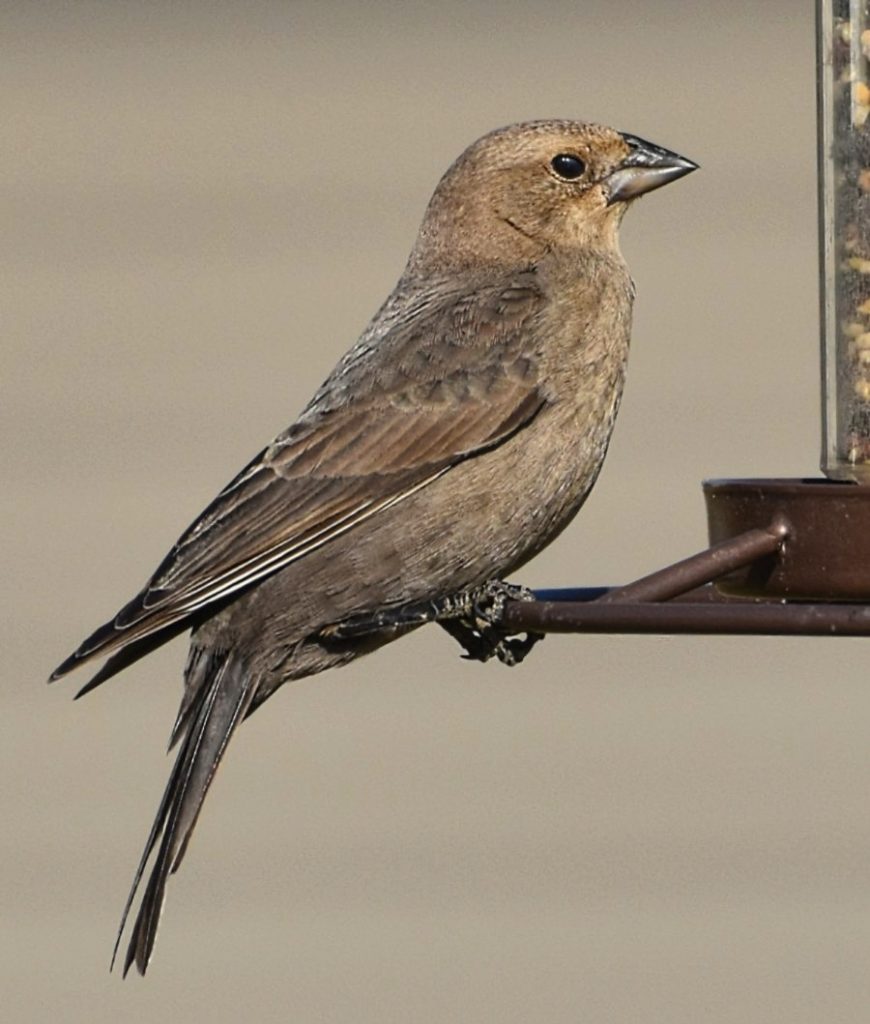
50,120,696,974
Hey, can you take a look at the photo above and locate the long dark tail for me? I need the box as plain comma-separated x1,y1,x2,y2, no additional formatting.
113,647,259,976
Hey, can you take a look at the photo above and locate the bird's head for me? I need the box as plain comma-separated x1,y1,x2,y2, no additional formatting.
412,119,697,270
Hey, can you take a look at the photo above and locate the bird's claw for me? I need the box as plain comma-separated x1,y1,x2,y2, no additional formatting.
440,580,544,666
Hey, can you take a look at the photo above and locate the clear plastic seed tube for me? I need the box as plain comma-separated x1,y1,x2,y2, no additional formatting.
819,0,870,482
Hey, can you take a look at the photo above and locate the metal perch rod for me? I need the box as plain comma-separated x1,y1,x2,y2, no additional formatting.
500,518,870,637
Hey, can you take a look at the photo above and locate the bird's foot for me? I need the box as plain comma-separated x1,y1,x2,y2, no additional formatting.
320,579,543,667
437,579,544,666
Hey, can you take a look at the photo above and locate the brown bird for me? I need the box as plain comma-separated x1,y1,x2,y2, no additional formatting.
50,119,696,975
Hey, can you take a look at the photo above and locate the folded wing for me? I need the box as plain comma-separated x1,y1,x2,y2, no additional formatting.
50,275,547,681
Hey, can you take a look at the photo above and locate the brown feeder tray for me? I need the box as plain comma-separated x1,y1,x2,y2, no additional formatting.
704,478,870,601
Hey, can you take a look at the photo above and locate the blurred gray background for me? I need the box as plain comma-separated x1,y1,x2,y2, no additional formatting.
6,2,870,1021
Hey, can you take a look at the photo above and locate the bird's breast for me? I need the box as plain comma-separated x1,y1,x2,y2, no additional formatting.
492,266,633,568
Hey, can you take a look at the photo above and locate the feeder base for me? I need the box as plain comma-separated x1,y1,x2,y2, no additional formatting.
703,478,870,601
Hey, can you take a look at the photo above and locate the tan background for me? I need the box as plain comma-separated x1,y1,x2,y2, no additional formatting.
5,2,869,1021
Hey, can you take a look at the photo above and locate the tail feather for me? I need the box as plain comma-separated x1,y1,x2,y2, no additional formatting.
111,649,258,976
167,646,213,751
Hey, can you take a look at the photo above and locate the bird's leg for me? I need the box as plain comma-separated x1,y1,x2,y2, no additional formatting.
320,579,544,667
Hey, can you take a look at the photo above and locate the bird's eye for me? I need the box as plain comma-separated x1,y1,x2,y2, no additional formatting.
550,153,586,180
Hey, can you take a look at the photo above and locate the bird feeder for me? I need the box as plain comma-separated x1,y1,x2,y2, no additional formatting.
501,0,870,641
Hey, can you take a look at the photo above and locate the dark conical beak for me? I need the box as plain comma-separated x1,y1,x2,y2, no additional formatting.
605,133,698,204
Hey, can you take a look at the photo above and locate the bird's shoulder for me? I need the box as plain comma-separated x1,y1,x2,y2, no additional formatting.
298,267,548,421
